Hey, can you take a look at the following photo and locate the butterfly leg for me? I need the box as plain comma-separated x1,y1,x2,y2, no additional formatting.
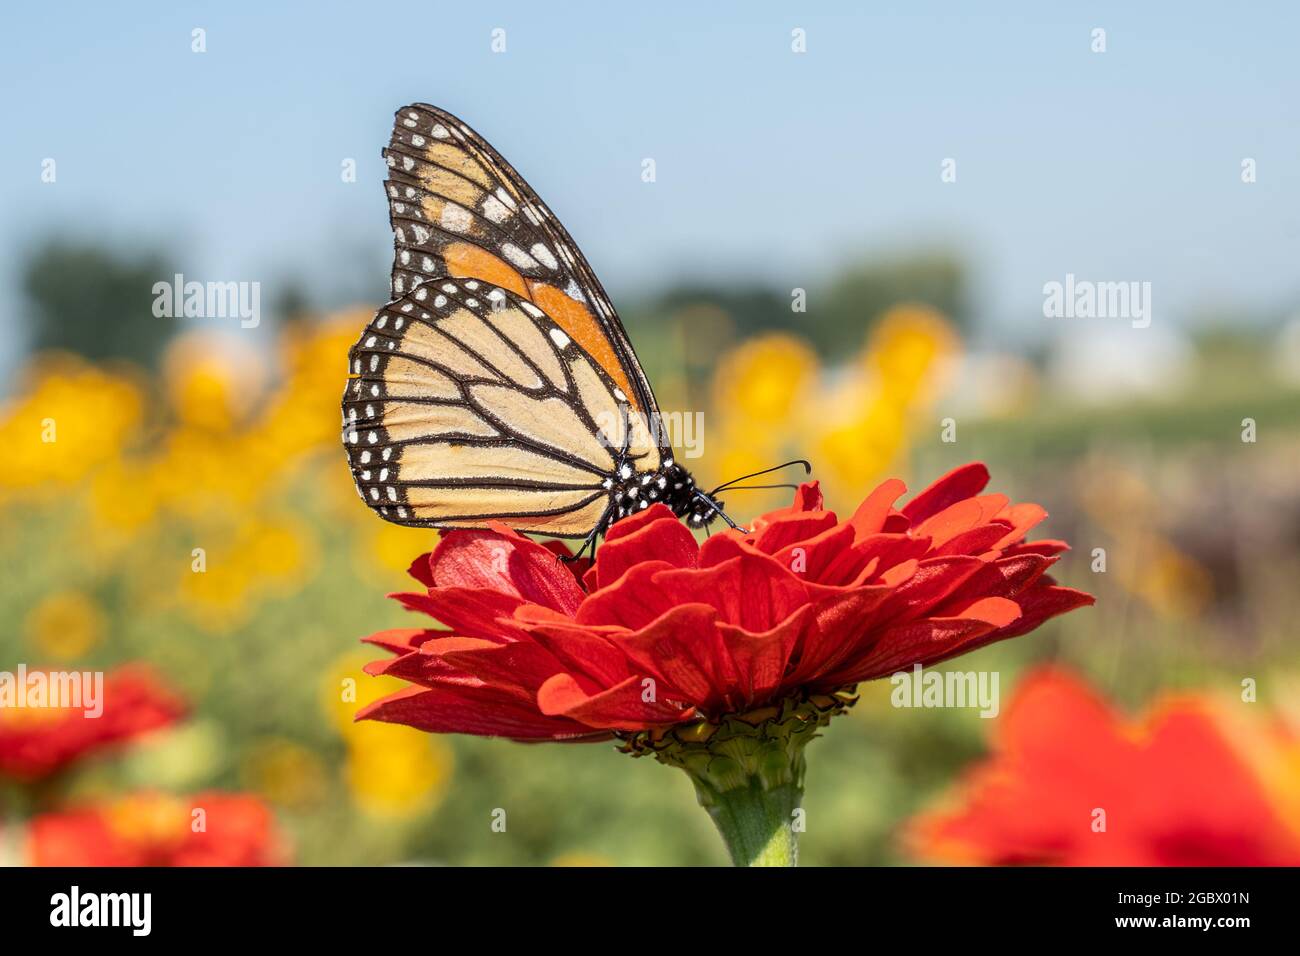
559,501,616,564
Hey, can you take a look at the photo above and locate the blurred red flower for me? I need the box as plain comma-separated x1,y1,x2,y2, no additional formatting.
359,463,1093,740
0,665,186,782
905,668,1300,866
28,791,287,866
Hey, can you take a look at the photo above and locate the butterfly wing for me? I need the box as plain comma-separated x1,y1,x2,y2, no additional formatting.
343,277,661,535
382,104,661,436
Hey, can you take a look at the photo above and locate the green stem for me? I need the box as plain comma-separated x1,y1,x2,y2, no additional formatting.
703,778,801,867
619,690,857,867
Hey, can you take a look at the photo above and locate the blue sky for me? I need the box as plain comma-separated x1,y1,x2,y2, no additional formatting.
2,1,1297,374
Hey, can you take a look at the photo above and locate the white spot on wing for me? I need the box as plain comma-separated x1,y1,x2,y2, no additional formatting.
564,278,587,303
439,204,472,233
482,195,509,223
531,244,559,270
501,243,538,270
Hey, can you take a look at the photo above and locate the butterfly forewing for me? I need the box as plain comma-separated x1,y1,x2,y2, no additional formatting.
381,103,662,421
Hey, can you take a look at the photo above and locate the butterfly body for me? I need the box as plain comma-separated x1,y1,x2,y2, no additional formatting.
608,460,721,528
343,107,725,544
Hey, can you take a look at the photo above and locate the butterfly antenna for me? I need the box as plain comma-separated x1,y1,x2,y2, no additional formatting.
693,490,750,534
709,459,812,496
714,483,799,492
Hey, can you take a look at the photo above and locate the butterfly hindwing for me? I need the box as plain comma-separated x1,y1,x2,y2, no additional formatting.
382,104,661,422
343,277,661,536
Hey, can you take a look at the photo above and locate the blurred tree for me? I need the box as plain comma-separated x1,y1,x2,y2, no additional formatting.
21,240,176,367
815,251,969,354
630,250,970,360
272,280,314,325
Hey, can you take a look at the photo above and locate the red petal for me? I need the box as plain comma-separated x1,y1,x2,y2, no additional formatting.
616,604,732,708
771,522,858,582
364,641,489,691
576,560,681,628
932,520,1016,557
604,502,677,542
849,533,932,579
994,584,1095,639
428,528,584,615
931,553,1055,614
649,553,812,633
392,588,525,642
829,614,1009,684
915,498,991,547
360,685,603,740
406,551,436,588
876,556,987,623
783,586,895,685
537,673,692,731
1002,539,1070,559
848,477,908,540
517,617,635,689
540,540,593,586
696,532,751,569
901,462,991,524
360,628,442,655
432,636,572,702
717,608,809,708
748,481,825,535
991,502,1048,548
592,510,698,589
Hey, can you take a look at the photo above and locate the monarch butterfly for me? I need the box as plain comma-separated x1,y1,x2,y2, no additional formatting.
343,104,805,555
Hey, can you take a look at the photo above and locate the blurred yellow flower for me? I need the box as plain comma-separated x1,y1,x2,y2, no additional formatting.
549,851,615,867
1076,465,1214,620
241,738,328,810
1136,540,1214,619
89,459,163,534
0,354,143,495
175,515,316,630
705,306,960,514
242,517,314,594
321,651,379,734
163,331,266,433
321,651,455,818
712,333,818,423
865,303,959,406
366,521,440,577
24,589,106,660
344,727,453,817
107,792,190,847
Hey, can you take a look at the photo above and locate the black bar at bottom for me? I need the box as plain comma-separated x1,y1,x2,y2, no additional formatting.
0,865,1287,940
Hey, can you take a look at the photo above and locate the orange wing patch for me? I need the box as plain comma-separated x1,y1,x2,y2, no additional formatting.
443,242,530,299
440,244,639,410
529,282,637,408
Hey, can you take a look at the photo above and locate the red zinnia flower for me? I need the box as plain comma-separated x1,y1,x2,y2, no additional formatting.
0,665,187,783
27,791,288,866
905,668,1300,866
358,462,1093,864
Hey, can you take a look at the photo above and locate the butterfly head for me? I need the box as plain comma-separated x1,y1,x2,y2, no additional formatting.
684,493,726,529
649,461,722,529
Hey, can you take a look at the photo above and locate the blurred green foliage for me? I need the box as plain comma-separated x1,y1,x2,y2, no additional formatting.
21,240,177,369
